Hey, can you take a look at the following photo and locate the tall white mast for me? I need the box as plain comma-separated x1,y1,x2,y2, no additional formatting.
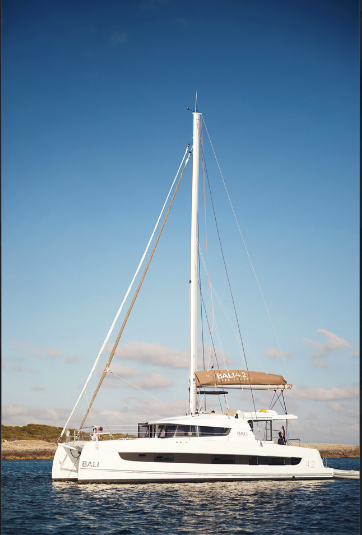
189,110,201,414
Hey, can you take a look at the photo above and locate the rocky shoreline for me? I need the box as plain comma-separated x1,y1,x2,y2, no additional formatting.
1,440,359,460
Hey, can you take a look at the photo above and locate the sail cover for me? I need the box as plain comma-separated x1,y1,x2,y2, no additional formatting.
195,369,287,387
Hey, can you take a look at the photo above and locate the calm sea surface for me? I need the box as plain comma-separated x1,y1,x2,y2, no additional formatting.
1,458,360,534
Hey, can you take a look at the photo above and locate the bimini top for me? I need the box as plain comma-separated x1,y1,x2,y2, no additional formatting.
195,369,288,388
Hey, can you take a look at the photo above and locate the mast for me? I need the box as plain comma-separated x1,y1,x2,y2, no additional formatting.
189,110,201,414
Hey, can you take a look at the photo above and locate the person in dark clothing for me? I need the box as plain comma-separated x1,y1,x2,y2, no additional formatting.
278,425,286,445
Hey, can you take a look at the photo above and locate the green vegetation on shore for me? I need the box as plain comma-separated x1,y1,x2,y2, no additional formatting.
1,424,135,442
1,424,65,442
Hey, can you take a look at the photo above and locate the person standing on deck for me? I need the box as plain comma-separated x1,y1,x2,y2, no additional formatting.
278,426,286,445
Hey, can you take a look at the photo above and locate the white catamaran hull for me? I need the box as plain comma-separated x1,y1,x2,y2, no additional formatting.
52,439,334,483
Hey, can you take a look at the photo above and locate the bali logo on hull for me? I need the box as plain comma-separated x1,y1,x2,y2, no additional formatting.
82,461,99,468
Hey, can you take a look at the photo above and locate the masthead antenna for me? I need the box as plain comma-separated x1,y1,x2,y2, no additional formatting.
195,91,198,112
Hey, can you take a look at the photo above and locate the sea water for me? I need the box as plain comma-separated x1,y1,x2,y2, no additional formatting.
1,458,359,534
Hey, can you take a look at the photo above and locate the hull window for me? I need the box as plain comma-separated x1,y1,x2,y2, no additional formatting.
211,455,235,464
154,454,174,462
268,457,286,466
120,453,295,466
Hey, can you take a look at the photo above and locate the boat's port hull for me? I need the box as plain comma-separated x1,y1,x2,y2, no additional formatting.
52,438,334,483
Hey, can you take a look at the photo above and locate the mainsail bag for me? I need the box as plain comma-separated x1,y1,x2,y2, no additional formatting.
195,369,287,387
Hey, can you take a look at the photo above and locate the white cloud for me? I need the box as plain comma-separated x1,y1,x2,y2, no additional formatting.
135,372,173,390
32,386,45,392
303,329,351,358
311,360,328,368
8,342,63,360
9,364,38,373
1,403,70,427
289,417,359,445
351,350,359,357
101,364,173,391
45,347,62,360
108,363,136,377
108,341,189,368
26,343,42,358
8,343,27,354
327,401,359,416
260,348,292,360
66,356,82,364
288,383,359,401
106,341,232,369
102,378,120,389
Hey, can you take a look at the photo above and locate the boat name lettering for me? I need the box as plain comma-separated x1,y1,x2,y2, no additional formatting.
216,372,247,381
82,461,99,468
305,460,315,468
237,431,248,436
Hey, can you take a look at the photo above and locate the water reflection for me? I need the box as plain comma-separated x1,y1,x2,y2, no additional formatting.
50,478,348,534
2,460,359,535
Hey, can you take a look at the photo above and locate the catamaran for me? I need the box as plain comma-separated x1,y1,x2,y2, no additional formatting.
52,107,350,483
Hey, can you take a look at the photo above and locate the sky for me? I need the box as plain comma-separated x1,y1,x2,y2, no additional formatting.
2,0,359,444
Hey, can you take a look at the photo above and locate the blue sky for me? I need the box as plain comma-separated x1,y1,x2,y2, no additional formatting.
2,0,359,444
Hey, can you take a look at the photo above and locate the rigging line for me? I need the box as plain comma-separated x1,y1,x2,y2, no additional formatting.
197,278,221,373
58,141,192,439
197,217,207,412
79,150,192,431
210,282,267,372
202,118,291,385
197,217,206,372
107,370,181,414
209,291,228,370
200,138,258,419
211,284,266,373
201,126,214,369
197,241,266,372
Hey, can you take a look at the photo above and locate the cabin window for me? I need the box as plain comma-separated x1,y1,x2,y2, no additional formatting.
157,424,177,438
138,423,149,438
291,457,301,465
175,425,197,437
249,456,258,465
199,426,230,437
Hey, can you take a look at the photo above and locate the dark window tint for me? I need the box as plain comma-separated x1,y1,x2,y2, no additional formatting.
258,456,269,465
291,457,302,465
211,455,235,464
138,423,149,438
154,454,174,462
199,426,230,437
268,457,285,466
249,456,258,465
175,425,197,437
157,425,177,438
